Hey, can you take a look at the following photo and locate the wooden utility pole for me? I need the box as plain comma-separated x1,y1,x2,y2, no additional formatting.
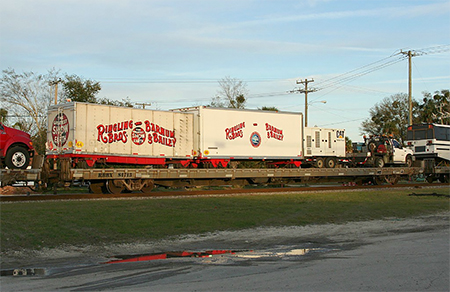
296,79,317,127
400,50,418,125
49,78,62,105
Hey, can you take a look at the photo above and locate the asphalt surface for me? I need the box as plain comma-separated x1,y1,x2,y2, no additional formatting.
1,214,449,291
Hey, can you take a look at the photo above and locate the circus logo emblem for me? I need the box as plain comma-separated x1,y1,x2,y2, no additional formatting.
51,113,70,147
131,126,146,145
250,132,261,148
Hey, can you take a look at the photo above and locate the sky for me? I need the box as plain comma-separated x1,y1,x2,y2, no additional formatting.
1,0,449,141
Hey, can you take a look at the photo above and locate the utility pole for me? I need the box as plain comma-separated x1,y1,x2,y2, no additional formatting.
49,78,62,105
293,79,317,127
135,102,152,109
400,50,419,126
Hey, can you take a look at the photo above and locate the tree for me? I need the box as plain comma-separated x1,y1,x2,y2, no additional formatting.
360,93,419,142
210,76,248,109
345,136,353,153
62,74,101,103
0,68,60,154
258,106,279,111
98,96,134,107
418,90,449,124
0,108,7,124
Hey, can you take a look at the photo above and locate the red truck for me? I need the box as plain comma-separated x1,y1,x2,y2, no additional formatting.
0,122,34,169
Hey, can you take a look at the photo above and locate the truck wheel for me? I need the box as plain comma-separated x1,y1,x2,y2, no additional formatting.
316,157,325,168
5,146,30,169
374,157,385,168
325,157,336,168
405,155,413,167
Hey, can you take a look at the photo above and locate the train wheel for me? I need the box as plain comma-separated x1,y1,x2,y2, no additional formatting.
316,158,325,168
439,174,449,183
89,181,106,194
141,180,155,193
373,176,384,185
325,157,336,168
386,175,399,185
106,180,124,194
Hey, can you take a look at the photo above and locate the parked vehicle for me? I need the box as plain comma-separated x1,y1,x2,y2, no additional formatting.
406,123,450,164
0,122,34,169
349,135,413,167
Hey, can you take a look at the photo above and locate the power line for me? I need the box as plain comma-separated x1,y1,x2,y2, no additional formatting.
307,45,449,104
96,45,449,101
315,56,406,91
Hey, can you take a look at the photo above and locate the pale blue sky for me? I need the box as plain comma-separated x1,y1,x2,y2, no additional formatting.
1,0,449,140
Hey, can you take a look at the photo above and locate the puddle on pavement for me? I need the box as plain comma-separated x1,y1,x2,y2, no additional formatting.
0,245,338,276
235,246,334,260
105,244,336,264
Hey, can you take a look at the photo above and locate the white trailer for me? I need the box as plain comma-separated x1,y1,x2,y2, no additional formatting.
174,107,304,164
47,102,194,166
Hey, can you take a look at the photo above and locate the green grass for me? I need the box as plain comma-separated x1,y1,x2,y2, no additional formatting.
1,187,449,252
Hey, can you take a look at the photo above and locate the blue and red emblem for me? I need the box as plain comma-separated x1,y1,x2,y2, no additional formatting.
250,131,261,148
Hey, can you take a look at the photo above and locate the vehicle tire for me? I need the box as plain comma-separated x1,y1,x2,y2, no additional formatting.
316,157,325,168
325,157,336,168
374,157,385,168
5,146,30,169
405,155,413,167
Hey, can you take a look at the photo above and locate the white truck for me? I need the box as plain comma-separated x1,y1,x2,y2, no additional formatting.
349,135,414,167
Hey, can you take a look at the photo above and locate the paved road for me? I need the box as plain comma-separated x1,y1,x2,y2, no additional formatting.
1,220,449,291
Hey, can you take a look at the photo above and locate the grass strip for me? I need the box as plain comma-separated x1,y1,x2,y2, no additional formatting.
1,187,449,252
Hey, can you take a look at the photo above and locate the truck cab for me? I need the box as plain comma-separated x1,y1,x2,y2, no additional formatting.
0,122,34,169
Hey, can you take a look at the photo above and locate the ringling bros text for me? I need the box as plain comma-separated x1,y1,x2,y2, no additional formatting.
97,120,176,147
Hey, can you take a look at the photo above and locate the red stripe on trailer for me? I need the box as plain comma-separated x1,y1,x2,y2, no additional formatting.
48,153,166,165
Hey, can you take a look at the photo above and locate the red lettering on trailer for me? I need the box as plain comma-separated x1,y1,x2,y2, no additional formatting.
225,122,245,140
265,123,284,141
96,119,176,147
